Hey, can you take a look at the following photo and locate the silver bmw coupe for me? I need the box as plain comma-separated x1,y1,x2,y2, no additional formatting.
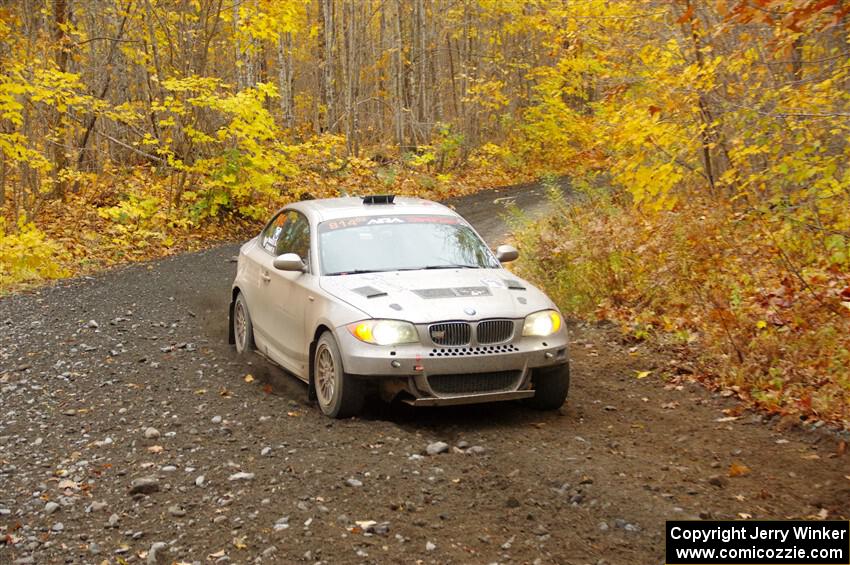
229,195,570,418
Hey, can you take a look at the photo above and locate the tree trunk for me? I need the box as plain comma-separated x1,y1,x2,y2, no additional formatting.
319,0,336,132
415,0,430,142
790,35,804,83
681,0,717,194
50,0,70,200
391,0,404,150
0,157,6,207
277,33,294,129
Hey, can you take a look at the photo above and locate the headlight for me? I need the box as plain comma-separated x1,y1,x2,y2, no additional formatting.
347,320,419,345
522,310,562,337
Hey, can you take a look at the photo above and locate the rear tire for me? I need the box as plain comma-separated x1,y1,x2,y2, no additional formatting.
526,363,570,410
314,332,365,418
233,293,255,355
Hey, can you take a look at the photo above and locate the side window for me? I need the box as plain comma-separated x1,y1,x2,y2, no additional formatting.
276,212,310,262
261,212,288,254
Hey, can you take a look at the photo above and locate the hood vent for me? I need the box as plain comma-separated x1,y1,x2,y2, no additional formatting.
352,286,388,298
413,286,491,299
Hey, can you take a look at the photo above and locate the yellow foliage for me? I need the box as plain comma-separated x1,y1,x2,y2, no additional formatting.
0,218,69,287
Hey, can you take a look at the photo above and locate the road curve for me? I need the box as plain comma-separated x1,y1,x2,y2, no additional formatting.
1,179,847,564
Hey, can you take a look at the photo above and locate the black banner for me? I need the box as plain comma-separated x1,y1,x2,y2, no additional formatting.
666,520,850,564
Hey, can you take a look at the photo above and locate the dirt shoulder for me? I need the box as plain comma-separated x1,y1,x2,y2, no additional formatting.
1,181,848,564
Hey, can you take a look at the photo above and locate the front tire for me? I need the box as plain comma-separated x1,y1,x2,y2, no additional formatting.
314,332,364,418
233,293,255,355
526,363,570,410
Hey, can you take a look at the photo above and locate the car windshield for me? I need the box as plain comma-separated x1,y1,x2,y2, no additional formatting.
318,214,500,275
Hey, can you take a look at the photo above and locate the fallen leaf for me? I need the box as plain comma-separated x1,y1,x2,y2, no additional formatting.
219,387,232,398
734,494,746,501
233,536,247,550
147,445,163,454
287,411,299,417
728,463,751,477
243,374,254,384
802,454,821,460
635,370,651,379
715,416,739,422
738,512,752,519
208,550,225,559
661,402,679,409
676,3,694,24
262,384,273,395
57,479,78,490
194,388,207,395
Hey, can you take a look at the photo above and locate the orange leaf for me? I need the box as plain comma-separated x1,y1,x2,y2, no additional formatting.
728,462,751,477
677,4,695,24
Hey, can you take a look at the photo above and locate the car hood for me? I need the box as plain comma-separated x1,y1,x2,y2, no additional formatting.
318,269,556,323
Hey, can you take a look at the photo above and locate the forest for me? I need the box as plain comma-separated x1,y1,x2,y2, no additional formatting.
0,0,848,424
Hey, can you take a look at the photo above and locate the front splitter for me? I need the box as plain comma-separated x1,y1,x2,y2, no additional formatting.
402,389,534,406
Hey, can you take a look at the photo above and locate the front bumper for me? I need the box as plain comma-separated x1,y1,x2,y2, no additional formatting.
335,321,569,404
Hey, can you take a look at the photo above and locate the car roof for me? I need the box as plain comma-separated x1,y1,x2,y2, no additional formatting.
285,196,459,223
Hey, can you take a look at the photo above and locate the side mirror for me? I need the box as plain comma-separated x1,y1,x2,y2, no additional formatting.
495,244,519,263
273,253,306,272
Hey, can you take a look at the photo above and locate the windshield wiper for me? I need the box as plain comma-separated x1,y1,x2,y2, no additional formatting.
394,264,479,271
328,264,479,275
422,264,479,269
325,269,387,276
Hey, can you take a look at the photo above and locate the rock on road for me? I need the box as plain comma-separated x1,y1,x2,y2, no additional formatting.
1,180,848,564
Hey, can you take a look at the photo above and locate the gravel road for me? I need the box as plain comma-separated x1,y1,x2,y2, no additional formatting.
2,180,848,564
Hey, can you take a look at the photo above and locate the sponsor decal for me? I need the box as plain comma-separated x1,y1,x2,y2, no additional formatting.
320,215,463,232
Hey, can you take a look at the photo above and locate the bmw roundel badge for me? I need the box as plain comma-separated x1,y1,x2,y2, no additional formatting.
464,307,476,316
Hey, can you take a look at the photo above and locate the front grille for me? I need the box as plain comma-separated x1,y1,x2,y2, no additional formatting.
429,322,471,346
476,319,514,344
428,370,521,394
428,344,518,357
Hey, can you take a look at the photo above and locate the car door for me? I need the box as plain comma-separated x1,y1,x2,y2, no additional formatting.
241,211,286,356
254,210,312,377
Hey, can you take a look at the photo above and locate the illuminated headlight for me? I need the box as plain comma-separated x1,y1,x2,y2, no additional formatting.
522,310,562,337
347,320,419,345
